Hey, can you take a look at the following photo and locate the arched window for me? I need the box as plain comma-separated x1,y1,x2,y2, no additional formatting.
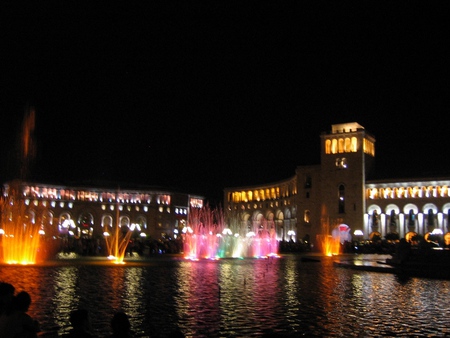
331,139,338,154
344,138,351,152
338,138,345,153
102,215,113,229
350,137,357,152
390,210,397,227
372,210,379,227
78,213,94,228
427,209,435,227
325,139,331,154
304,210,311,223
408,210,416,226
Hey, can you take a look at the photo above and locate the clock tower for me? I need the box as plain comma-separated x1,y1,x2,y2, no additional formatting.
319,122,376,234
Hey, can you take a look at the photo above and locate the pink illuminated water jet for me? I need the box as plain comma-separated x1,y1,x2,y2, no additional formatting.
182,205,279,260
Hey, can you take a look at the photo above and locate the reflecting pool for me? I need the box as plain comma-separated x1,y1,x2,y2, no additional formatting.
1,254,449,337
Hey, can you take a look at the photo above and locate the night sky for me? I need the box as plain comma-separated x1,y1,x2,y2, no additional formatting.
1,2,450,206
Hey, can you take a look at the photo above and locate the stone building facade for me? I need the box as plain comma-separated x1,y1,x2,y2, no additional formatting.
1,180,204,244
223,122,450,246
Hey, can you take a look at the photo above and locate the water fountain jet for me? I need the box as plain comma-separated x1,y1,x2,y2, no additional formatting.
182,205,279,260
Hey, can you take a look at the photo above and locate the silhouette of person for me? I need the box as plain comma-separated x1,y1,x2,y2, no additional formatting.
0,290,40,338
0,282,15,316
62,308,94,338
107,311,133,337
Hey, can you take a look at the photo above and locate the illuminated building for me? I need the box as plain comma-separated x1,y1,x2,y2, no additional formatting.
1,180,204,242
224,122,450,244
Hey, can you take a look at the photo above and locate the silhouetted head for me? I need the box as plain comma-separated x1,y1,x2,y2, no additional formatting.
111,311,131,333
0,282,15,314
69,308,90,330
13,290,32,312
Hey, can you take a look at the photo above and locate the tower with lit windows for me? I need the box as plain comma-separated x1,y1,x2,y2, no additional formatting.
225,122,450,247
319,122,375,234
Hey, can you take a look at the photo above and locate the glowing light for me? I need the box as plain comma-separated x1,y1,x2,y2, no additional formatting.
318,220,341,256
0,195,41,265
183,205,279,260
104,205,133,264
431,228,443,235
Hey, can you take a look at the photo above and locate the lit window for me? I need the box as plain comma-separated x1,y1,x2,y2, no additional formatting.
304,210,310,223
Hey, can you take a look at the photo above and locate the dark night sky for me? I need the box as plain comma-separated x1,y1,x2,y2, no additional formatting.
1,2,450,206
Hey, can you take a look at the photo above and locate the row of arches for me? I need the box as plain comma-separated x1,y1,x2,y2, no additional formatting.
233,207,296,241
367,185,450,199
12,208,149,239
365,203,450,239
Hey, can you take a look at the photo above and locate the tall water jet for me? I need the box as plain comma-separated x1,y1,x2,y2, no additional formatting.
0,192,43,264
104,200,133,264
182,205,279,260
0,107,43,264
317,218,341,256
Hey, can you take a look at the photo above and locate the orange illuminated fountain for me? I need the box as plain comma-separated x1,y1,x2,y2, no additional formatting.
104,205,132,264
0,108,44,265
318,218,341,256
0,194,43,264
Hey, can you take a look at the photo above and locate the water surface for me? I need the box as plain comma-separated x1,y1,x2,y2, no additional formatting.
1,254,449,337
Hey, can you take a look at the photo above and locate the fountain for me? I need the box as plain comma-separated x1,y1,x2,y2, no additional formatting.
182,205,279,260
0,194,43,264
0,107,45,264
104,205,133,264
0,108,136,265
317,218,341,256
1,108,279,265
